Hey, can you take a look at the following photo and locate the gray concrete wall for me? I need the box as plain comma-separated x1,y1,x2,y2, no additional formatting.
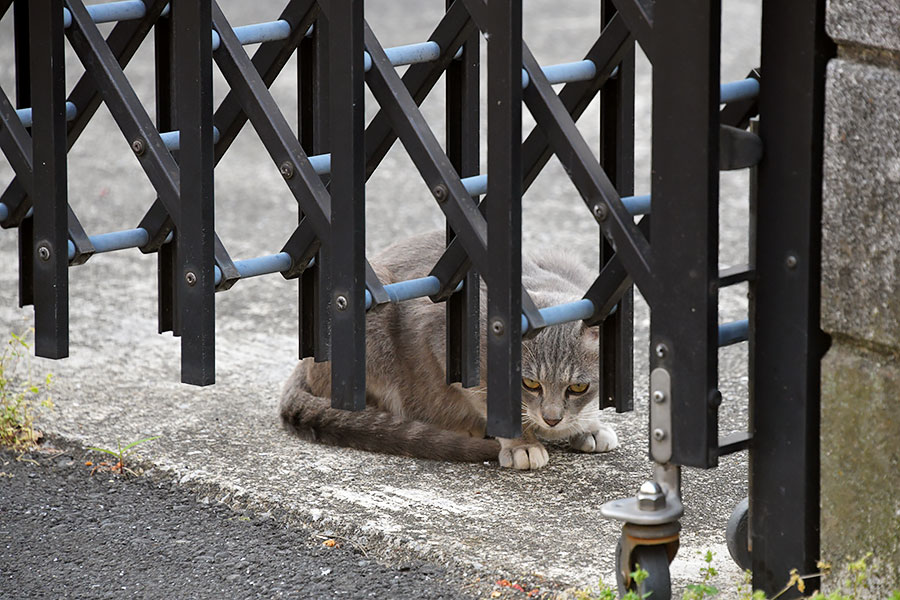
821,0,900,591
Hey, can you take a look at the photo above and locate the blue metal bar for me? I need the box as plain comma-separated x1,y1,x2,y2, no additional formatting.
719,78,760,103
461,174,487,196
213,252,292,286
307,153,330,175
521,298,596,332
212,20,292,52
16,102,77,128
63,1,149,28
159,126,221,151
521,59,597,88
66,227,150,260
0,202,7,222
624,194,651,215
718,319,749,347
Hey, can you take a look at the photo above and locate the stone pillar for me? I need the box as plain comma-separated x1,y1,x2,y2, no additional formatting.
821,0,900,592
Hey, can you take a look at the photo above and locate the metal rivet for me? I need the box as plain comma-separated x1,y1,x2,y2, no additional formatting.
652,428,666,441
335,295,348,311
785,255,798,269
592,204,608,221
131,138,145,155
652,390,666,403
655,343,668,359
432,184,448,202
280,161,295,180
491,319,504,336
37,244,51,261
185,271,197,286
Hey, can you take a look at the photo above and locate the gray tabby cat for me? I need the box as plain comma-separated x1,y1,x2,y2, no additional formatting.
280,230,618,470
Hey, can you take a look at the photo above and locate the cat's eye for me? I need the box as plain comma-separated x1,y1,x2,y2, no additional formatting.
568,383,589,394
522,377,542,390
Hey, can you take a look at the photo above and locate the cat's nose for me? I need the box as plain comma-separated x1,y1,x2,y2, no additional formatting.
543,417,561,427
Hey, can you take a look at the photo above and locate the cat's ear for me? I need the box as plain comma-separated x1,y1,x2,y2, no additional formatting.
580,322,600,341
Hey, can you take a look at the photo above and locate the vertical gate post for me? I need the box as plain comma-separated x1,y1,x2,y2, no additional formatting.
326,0,366,411
650,0,721,469
173,0,216,385
29,0,69,359
599,0,635,413
154,5,177,336
445,0,480,388
298,16,332,363
485,0,523,438
13,0,34,310
751,0,831,594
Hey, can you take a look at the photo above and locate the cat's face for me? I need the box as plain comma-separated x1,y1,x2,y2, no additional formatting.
519,323,601,440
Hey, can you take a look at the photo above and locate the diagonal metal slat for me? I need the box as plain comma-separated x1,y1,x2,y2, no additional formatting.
362,21,490,278
210,3,332,247
609,0,655,63
521,43,657,305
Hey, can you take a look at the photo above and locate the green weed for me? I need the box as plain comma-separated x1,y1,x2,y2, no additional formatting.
87,435,159,477
0,329,53,451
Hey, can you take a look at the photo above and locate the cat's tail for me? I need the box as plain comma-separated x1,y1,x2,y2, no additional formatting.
279,381,500,463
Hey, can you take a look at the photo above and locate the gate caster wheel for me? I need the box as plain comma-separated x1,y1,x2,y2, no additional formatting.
726,497,751,571
616,538,672,599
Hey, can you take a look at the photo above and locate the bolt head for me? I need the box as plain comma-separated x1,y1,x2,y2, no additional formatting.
785,255,798,269
655,343,668,358
652,390,666,403
37,245,51,261
432,184,448,202
335,295,348,311
592,204,608,221
131,139,145,155
490,319,504,336
637,480,666,511
185,271,197,286
280,161,295,179
652,428,666,441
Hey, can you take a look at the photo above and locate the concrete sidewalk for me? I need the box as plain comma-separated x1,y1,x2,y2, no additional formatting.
0,0,760,595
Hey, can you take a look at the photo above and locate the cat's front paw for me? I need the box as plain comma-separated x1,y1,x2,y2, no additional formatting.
570,425,619,453
497,438,549,470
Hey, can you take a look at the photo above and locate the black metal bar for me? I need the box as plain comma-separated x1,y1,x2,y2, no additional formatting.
174,0,215,385
444,0,480,388
323,0,366,411
0,84,34,198
154,10,177,334
717,431,752,457
29,0,68,359
296,20,317,359
650,0,720,469
485,0,522,439
599,0,635,413
750,0,831,594
14,0,32,308
718,264,755,287
520,45,656,304
608,0,654,63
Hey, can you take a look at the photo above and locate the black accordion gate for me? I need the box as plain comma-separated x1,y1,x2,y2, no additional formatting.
0,1,831,597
